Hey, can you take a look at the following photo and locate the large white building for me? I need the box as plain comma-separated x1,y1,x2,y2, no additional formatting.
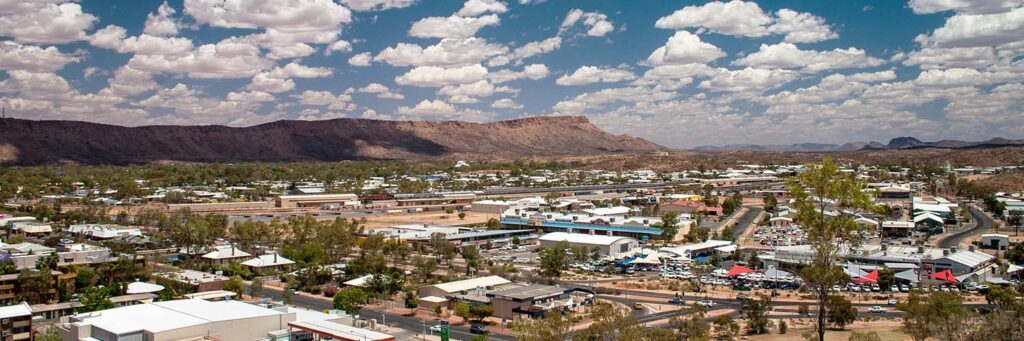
538,232,640,258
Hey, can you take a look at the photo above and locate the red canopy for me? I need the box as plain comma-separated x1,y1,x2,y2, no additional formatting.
727,264,756,277
851,270,876,282
928,269,959,283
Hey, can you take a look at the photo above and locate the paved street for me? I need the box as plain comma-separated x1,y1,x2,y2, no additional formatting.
936,204,994,248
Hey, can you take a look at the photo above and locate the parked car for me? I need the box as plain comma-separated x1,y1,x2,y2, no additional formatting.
890,285,899,292
634,302,645,310
887,299,898,306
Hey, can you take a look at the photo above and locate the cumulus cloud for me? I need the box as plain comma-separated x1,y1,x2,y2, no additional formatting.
559,9,615,37
491,98,523,109
908,0,1022,14
374,38,508,67
655,1,835,43
556,66,636,86
0,41,80,72
915,7,1024,48
341,0,417,12
293,89,356,111
357,83,404,99
396,64,490,87
457,0,508,17
733,43,884,73
409,14,500,39
143,2,180,37
488,64,549,83
245,62,333,93
349,52,372,66
0,1,97,44
126,37,272,79
698,67,799,92
396,99,495,121
645,31,726,66
510,37,561,61
325,40,353,55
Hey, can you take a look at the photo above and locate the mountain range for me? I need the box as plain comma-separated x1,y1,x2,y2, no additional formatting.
0,116,664,165
694,136,1024,152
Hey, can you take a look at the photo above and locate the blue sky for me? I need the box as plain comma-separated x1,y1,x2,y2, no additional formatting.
1,0,1022,147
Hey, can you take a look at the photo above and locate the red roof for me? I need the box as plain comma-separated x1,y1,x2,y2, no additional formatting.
852,270,879,283
927,269,959,283
726,264,757,277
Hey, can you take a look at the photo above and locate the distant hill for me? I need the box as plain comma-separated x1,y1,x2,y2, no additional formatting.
0,116,665,165
693,136,1024,152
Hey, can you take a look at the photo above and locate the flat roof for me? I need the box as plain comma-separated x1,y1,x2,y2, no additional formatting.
488,284,569,300
446,229,532,240
430,275,511,294
0,302,31,319
289,320,395,341
538,232,636,246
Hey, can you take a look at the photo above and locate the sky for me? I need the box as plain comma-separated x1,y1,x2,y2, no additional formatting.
0,0,1022,148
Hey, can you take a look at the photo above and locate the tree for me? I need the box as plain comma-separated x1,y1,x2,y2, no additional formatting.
789,158,875,341
826,295,856,330
468,304,494,322
897,291,968,341
763,193,778,213
249,277,264,298
877,269,896,291
458,211,466,220
413,256,438,282
571,302,651,341
455,302,471,321
676,309,711,340
461,245,481,275
798,302,810,317
76,285,114,313
485,217,500,229
660,212,679,241
333,287,369,315
741,295,771,335
778,320,788,335
224,275,245,298
514,310,572,341
539,241,570,279
713,315,740,341
35,326,61,341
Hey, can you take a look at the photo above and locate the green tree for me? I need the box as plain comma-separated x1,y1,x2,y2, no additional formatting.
461,245,481,275
35,326,62,341
249,277,264,298
763,193,778,213
676,309,711,340
741,295,771,335
539,241,570,278
789,158,875,341
513,310,572,341
897,291,967,341
826,295,856,330
468,304,494,322
333,287,369,315
660,212,679,241
455,302,471,321
76,286,114,313
224,275,245,297
877,269,896,291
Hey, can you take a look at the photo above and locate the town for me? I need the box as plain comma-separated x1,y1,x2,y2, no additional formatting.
0,159,1021,341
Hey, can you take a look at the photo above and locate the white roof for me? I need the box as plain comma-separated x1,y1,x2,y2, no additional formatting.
343,274,373,287
430,275,510,294
126,281,165,294
942,250,994,268
539,232,636,246
0,302,31,319
913,203,952,213
289,319,394,341
71,300,280,334
201,245,251,260
241,253,295,268
913,212,944,224
419,296,447,303
582,206,632,216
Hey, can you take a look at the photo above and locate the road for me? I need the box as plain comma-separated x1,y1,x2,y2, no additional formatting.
936,204,994,248
731,206,763,239
251,284,516,340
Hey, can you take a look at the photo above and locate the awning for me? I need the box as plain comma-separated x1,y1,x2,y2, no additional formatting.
852,270,878,283
895,269,919,283
726,264,757,277
927,269,959,284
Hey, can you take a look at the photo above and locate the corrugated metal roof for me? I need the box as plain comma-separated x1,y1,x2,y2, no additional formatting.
943,250,993,268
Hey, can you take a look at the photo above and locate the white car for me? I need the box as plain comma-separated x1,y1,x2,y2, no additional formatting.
887,299,898,306
697,299,716,307
429,325,444,333
890,285,899,292
868,306,885,313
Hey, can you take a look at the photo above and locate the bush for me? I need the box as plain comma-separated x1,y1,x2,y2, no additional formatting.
778,320,788,334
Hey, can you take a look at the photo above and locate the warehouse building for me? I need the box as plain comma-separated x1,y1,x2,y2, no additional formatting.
275,194,360,209
538,232,639,258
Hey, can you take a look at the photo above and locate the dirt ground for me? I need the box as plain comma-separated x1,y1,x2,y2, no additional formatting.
361,211,499,229
748,321,911,341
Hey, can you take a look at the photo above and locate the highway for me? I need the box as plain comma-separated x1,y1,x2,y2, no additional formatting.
936,204,994,248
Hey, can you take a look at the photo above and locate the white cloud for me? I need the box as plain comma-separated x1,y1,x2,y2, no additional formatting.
655,1,772,37
357,83,404,99
903,47,998,69
733,43,884,73
143,2,180,37
349,52,373,66
126,37,272,79
101,66,159,97
552,86,677,114
438,80,515,101
325,40,353,55
227,90,276,102
395,64,489,87
0,41,80,72
294,89,355,111
374,38,508,67
457,0,508,17
408,14,500,39
0,2,97,44
341,0,417,11
88,26,195,56
759,70,896,105
487,64,549,83
268,62,333,78
491,98,523,109
698,67,799,92
510,37,561,61
559,9,615,37
908,0,1022,14
245,62,332,93
655,1,835,43
245,73,297,93
769,9,837,43
397,99,456,116
646,31,726,66
915,7,1024,48
556,66,636,86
